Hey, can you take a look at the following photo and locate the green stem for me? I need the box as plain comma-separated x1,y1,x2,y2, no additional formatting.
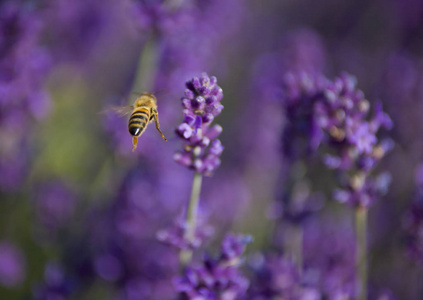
132,36,159,94
356,206,368,300
180,172,203,266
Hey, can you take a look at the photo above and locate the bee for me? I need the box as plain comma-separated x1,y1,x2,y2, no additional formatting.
107,93,167,152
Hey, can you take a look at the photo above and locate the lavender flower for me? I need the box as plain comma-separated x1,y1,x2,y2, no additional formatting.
247,253,321,299
316,73,393,208
280,71,393,208
0,1,51,191
303,220,356,299
403,164,423,264
0,241,25,288
43,0,138,65
174,73,224,176
174,234,251,300
83,165,183,299
103,0,245,157
276,187,324,225
157,213,214,250
281,72,330,160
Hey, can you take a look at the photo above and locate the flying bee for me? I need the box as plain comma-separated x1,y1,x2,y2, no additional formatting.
106,93,167,152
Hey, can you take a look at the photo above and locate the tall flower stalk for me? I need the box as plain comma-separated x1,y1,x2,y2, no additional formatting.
315,74,393,300
281,71,393,299
277,72,329,268
174,73,224,265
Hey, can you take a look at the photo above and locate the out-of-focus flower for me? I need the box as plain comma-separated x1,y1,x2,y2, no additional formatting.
135,0,245,95
276,186,325,224
82,164,184,299
93,253,123,282
34,181,76,231
157,213,214,250
316,73,393,170
378,53,423,159
243,30,328,234
32,262,74,300
175,233,251,300
43,0,138,65
303,219,356,299
280,71,393,208
280,72,330,160
0,241,25,288
252,28,327,104
241,29,327,169
403,164,423,264
174,73,224,176
247,253,321,299
0,1,51,191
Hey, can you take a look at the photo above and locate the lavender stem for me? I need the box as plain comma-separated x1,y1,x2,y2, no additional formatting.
356,206,368,300
134,36,159,93
180,172,203,265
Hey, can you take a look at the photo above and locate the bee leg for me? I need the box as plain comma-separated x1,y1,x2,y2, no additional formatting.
152,108,167,141
132,136,138,152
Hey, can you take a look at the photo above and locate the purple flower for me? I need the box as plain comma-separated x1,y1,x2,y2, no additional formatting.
303,220,357,299
333,172,392,208
93,254,123,282
280,71,392,208
81,164,185,299
0,241,25,288
157,213,214,250
175,234,251,299
174,73,224,175
275,188,325,224
135,0,245,96
43,0,138,65
281,71,330,160
403,164,423,264
220,234,253,262
317,73,392,172
317,73,392,207
247,253,321,299
34,181,76,232
180,73,224,124
0,1,51,191
32,263,74,300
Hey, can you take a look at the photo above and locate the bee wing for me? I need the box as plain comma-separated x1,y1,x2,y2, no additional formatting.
99,105,134,117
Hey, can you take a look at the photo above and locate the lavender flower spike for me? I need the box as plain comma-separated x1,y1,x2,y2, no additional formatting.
174,73,224,176
174,233,252,299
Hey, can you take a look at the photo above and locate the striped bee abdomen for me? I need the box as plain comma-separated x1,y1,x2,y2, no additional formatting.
128,107,150,137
